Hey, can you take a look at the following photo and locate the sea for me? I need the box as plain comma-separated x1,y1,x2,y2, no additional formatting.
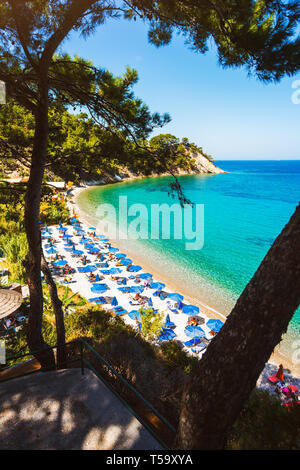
77,160,300,359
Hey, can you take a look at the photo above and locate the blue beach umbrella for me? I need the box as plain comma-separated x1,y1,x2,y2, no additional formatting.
88,296,106,304
128,265,142,272
128,310,141,321
120,258,132,266
47,247,57,253
53,260,68,266
96,262,109,268
168,293,184,302
115,253,126,259
129,286,144,294
158,328,176,341
149,282,165,290
108,247,119,253
108,267,122,274
94,274,100,282
182,305,200,315
91,284,109,293
111,296,118,306
89,226,96,230
88,247,100,253
138,273,153,280
83,265,97,273
72,250,84,256
184,325,205,338
96,235,108,240
148,297,153,307
206,319,224,332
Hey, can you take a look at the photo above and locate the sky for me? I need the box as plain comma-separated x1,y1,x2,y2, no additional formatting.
62,16,300,160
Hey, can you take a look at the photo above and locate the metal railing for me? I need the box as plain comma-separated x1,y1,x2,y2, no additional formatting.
0,338,176,449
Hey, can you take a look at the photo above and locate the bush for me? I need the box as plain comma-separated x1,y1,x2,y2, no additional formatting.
227,388,300,450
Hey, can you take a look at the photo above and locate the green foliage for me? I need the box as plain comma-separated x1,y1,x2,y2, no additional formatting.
139,307,165,340
0,183,69,282
228,388,300,449
0,232,28,283
39,198,70,225
160,341,198,375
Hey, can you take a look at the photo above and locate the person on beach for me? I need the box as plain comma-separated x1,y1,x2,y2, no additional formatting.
268,363,285,386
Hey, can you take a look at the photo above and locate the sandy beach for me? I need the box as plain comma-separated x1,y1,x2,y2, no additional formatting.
50,184,300,391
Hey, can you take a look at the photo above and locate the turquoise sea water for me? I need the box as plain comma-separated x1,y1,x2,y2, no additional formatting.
77,160,300,356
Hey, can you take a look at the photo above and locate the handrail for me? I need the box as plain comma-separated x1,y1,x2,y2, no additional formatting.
0,338,176,448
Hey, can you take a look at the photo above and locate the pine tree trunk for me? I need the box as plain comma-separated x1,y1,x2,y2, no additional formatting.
175,204,300,449
41,251,67,368
25,75,55,370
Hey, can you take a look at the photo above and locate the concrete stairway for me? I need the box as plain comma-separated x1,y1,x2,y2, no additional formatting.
0,368,162,450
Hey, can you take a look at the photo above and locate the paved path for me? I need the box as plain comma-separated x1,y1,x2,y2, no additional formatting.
0,368,162,450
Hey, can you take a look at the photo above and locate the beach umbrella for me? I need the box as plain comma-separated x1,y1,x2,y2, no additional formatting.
53,260,68,266
88,296,106,304
184,325,205,339
128,310,141,321
120,258,132,266
108,247,119,253
182,305,199,315
83,265,97,273
149,282,165,290
168,293,184,302
91,284,109,293
128,265,142,272
89,226,96,230
148,297,153,307
88,247,100,253
111,296,118,306
94,274,100,282
129,286,144,294
72,250,84,256
138,273,153,280
46,247,57,253
158,328,176,341
97,262,109,268
115,253,126,259
109,267,123,274
96,235,108,240
206,319,224,332
62,234,72,239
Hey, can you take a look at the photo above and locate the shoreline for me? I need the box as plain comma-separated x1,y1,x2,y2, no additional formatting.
70,184,300,378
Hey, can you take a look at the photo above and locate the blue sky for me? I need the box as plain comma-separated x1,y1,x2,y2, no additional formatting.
62,17,300,160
